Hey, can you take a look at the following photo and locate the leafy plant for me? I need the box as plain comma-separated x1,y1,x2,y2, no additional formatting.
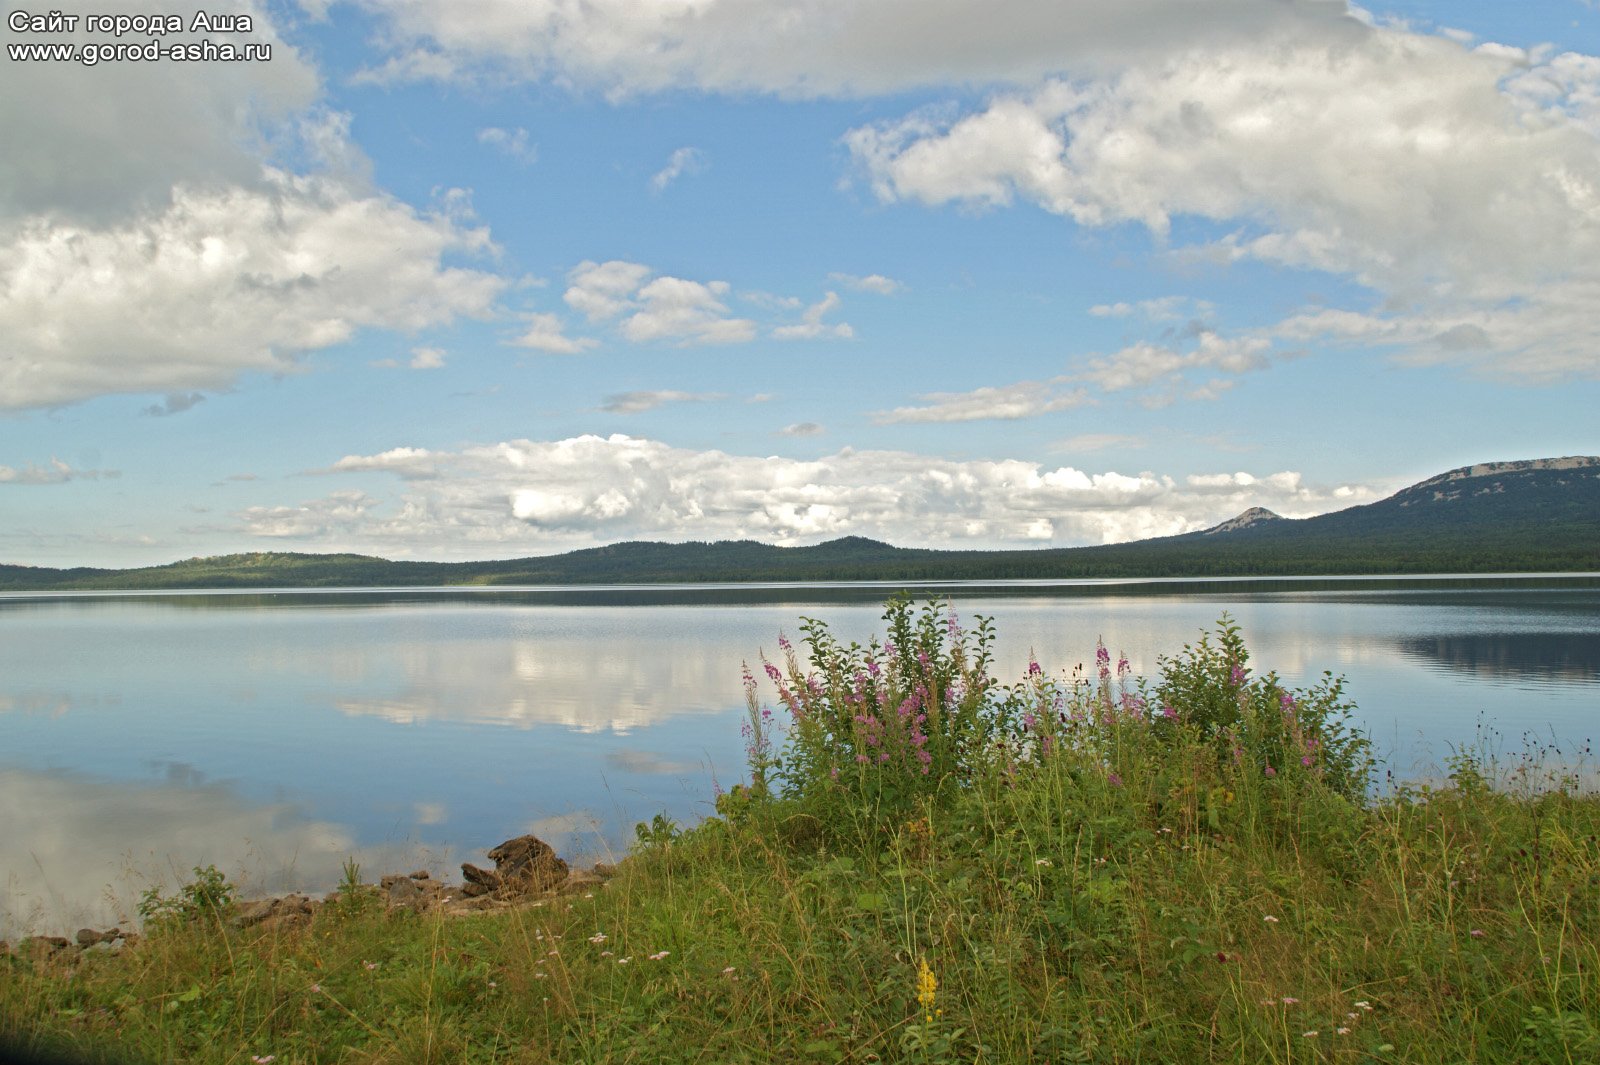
137,864,236,928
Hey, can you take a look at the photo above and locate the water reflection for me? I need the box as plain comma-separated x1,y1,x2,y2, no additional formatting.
1396,633,1600,684
0,767,451,939
328,629,736,733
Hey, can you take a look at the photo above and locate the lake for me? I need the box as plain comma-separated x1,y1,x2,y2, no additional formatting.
3,576,1597,937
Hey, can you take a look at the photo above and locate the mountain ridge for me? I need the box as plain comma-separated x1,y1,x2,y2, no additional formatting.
4,456,1597,588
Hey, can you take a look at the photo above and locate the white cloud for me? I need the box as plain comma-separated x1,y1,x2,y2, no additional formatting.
772,291,853,340
0,2,510,411
0,173,505,408
1082,335,1271,393
845,24,1600,381
623,276,757,345
875,381,1091,423
477,126,538,164
238,432,1377,555
342,0,1352,97
828,272,903,295
651,147,706,191
564,260,655,322
410,346,447,369
601,390,723,413
1088,296,1206,320
778,422,825,437
511,312,598,354
0,457,118,485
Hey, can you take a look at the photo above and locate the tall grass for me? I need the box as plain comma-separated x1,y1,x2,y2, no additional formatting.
4,602,1597,1063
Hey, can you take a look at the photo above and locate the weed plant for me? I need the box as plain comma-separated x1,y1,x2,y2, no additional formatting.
3,602,1597,1063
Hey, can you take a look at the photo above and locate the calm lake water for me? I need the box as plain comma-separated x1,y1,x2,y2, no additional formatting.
3,576,1598,935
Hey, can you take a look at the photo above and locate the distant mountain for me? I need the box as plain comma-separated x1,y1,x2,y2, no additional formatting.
3,457,1597,589
1200,507,1284,535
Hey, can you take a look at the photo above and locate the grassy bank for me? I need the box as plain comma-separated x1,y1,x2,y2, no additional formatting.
4,604,1598,1063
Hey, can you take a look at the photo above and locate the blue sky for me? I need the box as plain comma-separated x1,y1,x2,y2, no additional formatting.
2,0,1598,566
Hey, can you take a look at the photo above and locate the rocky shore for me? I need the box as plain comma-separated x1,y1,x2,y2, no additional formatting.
1,834,615,961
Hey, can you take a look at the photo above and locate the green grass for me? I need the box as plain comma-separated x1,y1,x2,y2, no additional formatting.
4,607,1598,1064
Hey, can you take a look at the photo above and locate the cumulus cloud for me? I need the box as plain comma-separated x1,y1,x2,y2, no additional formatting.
341,0,1352,97
232,433,1376,555
772,292,853,340
0,2,509,411
0,173,505,408
828,272,903,295
778,422,825,437
651,147,706,191
600,389,724,413
510,312,598,354
409,347,447,369
477,126,538,164
875,381,1091,423
562,260,757,345
0,457,119,485
846,24,1600,382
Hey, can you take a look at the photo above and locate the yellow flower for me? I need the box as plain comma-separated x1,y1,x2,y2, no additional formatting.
916,957,938,1023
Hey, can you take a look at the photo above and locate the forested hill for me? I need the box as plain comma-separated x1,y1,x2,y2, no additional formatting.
4,457,1597,590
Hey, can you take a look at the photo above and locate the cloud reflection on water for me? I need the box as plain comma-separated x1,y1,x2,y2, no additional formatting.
0,767,452,939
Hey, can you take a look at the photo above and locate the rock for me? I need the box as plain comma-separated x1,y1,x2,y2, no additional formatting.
460,863,500,897
409,870,430,880
592,862,619,879
380,873,449,912
460,835,569,899
486,835,568,894
233,894,316,929
558,871,604,896
75,928,118,947
22,936,71,961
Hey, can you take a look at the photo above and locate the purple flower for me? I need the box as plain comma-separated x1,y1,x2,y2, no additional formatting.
1107,772,1123,787
1301,755,1314,767
1162,704,1179,720
1265,766,1277,778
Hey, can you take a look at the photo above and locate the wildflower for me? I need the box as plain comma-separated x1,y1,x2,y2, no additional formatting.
1161,704,1178,719
1281,997,1299,1005
1265,766,1277,778
1035,858,1052,867
309,984,322,995
1107,772,1123,787
1336,1027,1351,1035
1303,1030,1319,1038
1469,929,1485,938
1263,915,1279,923
722,966,737,974
1354,1001,1372,1011
649,950,671,961
588,932,607,944
251,1057,276,1064
363,961,379,971
916,958,939,1024
617,956,631,965
599,950,613,958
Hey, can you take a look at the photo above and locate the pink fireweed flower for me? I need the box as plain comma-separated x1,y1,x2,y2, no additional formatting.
1265,766,1277,778
1280,692,1296,711
777,634,791,651
1027,657,1042,676
1302,755,1314,767
1230,665,1246,685
1162,704,1179,719
1470,929,1486,938
1107,772,1123,787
